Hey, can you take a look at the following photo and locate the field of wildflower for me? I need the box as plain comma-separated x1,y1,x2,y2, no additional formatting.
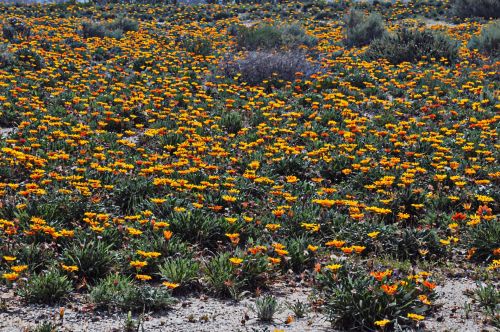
0,0,498,331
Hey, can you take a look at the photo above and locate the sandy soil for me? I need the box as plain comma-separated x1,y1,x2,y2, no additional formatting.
0,285,331,332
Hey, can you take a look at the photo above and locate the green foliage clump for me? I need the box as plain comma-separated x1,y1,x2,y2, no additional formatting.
344,9,386,47
82,16,138,39
235,23,317,51
2,18,31,43
451,0,500,19
158,257,200,288
90,274,174,312
366,28,459,64
18,269,73,304
317,266,436,331
182,37,212,56
252,295,282,322
63,239,115,284
14,48,45,70
467,219,500,262
468,20,500,58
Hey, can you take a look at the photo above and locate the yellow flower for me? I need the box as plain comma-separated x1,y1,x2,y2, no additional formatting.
266,223,281,232
229,257,243,265
130,260,148,269
61,265,79,272
307,244,318,252
324,264,342,271
3,256,16,262
135,274,152,281
407,313,425,321
368,231,380,238
374,319,390,327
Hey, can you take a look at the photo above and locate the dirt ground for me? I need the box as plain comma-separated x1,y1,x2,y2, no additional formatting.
1,277,496,332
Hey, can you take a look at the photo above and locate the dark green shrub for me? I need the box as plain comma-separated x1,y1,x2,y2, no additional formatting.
182,37,212,56
203,252,241,298
63,239,115,284
220,112,242,134
90,274,174,312
82,17,137,39
366,28,459,64
469,20,500,58
235,23,317,51
2,18,31,43
451,0,500,19
18,269,72,304
344,9,386,47
0,44,14,69
467,219,499,262
14,48,45,70
317,266,436,331
108,16,139,32
158,257,200,287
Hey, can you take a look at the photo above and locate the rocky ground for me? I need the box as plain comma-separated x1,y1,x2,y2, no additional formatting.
0,277,496,332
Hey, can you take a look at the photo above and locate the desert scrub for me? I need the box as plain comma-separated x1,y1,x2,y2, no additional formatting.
82,16,138,39
468,20,500,58
90,274,174,312
366,27,459,64
221,51,314,85
13,48,45,70
344,9,386,47
2,18,31,43
316,265,436,331
18,268,73,304
450,0,500,19
234,23,317,51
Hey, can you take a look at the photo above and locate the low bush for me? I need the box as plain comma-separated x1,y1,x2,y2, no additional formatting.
63,239,115,284
2,18,31,43
467,218,499,262
344,9,386,47
203,252,242,298
182,37,212,56
468,20,500,58
235,23,317,51
158,257,200,288
222,51,314,85
82,16,138,39
90,274,174,312
0,44,14,69
18,268,73,304
220,112,242,134
366,28,459,64
252,295,282,322
317,265,436,331
450,0,500,19
14,48,45,70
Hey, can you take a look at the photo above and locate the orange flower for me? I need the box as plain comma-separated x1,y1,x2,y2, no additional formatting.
381,284,398,296
325,240,345,248
163,230,173,240
163,281,180,289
